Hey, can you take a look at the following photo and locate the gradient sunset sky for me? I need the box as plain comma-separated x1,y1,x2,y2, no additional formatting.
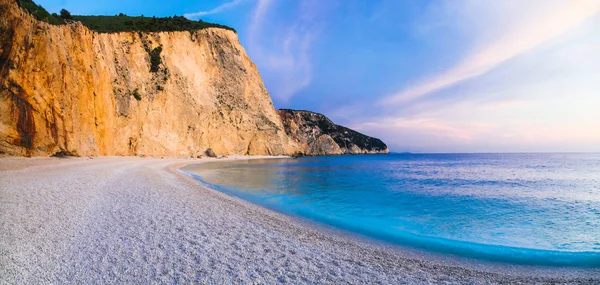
37,0,600,153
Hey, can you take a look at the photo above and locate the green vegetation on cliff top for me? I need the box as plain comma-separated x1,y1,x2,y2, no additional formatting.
15,0,236,33
16,0,64,25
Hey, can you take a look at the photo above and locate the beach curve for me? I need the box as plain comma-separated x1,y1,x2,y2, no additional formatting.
1,156,599,284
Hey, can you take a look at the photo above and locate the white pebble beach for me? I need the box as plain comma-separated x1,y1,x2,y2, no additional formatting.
1,156,599,284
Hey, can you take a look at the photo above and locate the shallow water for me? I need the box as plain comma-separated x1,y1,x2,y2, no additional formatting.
182,153,600,267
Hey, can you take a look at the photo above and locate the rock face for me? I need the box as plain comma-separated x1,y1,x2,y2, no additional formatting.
277,109,389,155
0,0,293,157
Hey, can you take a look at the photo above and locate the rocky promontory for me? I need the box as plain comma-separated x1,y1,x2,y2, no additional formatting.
277,109,389,155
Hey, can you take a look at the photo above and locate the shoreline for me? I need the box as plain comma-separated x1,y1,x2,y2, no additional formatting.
1,156,599,283
175,157,600,277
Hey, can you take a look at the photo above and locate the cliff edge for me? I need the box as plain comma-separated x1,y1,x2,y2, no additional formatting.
277,109,389,155
0,0,293,157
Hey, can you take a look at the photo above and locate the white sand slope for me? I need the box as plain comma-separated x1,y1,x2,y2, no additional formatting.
0,156,598,284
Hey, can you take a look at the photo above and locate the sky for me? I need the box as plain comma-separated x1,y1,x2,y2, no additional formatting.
37,0,600,153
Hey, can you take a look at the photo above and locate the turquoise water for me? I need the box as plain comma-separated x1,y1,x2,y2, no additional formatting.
182,154,600,267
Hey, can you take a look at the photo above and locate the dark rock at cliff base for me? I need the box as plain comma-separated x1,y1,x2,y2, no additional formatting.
277,109,389,156
205,148,217,158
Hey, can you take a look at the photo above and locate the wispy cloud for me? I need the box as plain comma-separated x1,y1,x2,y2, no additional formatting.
380,0,600,105
248,0,272,40
246,0,324,103
184,0,246,19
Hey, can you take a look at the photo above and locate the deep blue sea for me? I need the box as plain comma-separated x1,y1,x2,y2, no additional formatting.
182,153,600,267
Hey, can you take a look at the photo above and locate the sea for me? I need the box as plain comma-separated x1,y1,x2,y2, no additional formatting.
181,153,600,267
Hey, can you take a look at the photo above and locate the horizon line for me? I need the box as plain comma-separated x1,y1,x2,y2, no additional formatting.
389,151,600,155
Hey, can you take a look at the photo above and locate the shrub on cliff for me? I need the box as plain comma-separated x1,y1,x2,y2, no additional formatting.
17,0,64,25
59,8,72,20
149,46,162,73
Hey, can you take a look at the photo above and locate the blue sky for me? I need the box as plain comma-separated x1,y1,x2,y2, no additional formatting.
37,0,600,153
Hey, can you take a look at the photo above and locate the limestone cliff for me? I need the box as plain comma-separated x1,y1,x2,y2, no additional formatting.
277,109,389,155
0,0,294,157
